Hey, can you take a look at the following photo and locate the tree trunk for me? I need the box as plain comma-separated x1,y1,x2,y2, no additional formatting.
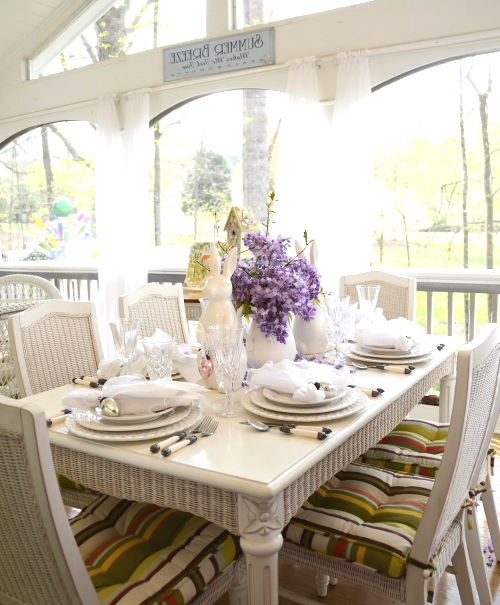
153,123,162,246
41,126,54,213
459,62,470,337
466,62,494,319
242,0,268,226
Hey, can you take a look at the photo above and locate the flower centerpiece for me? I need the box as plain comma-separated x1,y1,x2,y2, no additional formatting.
231,231,321,344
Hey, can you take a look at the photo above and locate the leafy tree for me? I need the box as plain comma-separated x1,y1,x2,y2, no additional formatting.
181,146,232,239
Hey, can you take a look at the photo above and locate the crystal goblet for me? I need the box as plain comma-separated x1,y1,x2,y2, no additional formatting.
209,325,245,418
323,295,351,364
109,319,142,376
356,285,380,322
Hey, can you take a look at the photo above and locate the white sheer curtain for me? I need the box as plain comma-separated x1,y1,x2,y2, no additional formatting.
95,90,150,356
274,51,373,294
274,57,328,256
327,50,373,291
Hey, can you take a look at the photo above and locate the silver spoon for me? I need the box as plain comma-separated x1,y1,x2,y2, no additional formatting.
99,397,120,417
347,361,413,374
241,419,270,431
240,420,328,439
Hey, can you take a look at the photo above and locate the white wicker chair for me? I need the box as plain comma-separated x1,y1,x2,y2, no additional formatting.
0,274,62,398
118,283,191,344
0,394,247,605
8,299,103,398
280,324,500,605
339,269,417,321
7,299,104,508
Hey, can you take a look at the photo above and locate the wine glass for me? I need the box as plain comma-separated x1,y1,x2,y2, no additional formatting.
208,325,245,418
323,295,350,363
109,319,142,376
356,285,380,321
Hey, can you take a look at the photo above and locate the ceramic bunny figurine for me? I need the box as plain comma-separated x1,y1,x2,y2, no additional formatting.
197,245,239,338
292,239,330,355
196,245,247,389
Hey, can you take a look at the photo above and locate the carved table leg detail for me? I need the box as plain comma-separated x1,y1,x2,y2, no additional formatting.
238,493,285,605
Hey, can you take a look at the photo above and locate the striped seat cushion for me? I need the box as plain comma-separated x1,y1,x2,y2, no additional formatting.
358,419,449,477
70,495,241,605
284,462,434,578
57,473,98,494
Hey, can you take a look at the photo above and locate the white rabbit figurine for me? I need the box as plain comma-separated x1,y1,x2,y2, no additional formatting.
196,245,247,390
197,245,239,337
292,239,331,355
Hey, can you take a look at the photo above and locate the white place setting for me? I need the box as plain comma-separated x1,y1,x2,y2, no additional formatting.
59,375,207,442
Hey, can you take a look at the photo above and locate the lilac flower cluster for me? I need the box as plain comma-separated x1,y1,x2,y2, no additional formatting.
231,232,321,344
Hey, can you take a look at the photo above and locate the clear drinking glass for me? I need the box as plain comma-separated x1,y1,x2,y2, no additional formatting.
109,319,142,376
341,301,359,353
323,295,350,363
209,325,245,418
141,338,173,380
356,285,380,321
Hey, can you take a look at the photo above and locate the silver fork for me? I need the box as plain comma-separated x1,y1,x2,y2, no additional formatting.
150,416,214,453
162,419,218,457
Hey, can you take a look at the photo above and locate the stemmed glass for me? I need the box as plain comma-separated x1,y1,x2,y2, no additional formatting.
323,295,351,363
109,319,142,376
356,285,380,322
208,325,245,418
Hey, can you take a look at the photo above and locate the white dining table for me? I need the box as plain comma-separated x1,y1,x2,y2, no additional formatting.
25,335,462,605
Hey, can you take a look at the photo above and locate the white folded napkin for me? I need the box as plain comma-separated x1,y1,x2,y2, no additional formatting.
62,375,208,416
246,359,350,404
354,317,423,351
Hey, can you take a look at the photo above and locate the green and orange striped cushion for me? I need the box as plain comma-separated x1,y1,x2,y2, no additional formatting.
57,473,98,493
358,419,449,477
70,495,241,605
284,461,434,578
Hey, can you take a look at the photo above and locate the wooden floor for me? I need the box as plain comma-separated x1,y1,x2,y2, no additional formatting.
215,434,500,605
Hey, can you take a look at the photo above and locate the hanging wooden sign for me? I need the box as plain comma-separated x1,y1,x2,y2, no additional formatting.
163,29,274,82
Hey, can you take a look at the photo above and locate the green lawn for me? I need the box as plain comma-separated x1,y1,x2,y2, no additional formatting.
371,232,498,338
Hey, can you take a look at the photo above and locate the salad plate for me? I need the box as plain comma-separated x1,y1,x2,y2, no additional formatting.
91,407,175,425
252,387,356,414
351,343,434,359
74,404,192,432
345,346,434,365
242,389,369,422
262,387,346,406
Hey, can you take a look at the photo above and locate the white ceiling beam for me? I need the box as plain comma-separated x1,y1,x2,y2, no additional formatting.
29,0,116,78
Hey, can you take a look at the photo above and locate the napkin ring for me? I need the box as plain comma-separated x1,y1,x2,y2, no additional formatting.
311,381,336,393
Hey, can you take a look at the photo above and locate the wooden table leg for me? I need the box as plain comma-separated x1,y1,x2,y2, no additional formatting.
439,371,456,423
238,493,284,605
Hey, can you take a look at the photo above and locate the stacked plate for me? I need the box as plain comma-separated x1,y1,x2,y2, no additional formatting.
65,403,201,442
242,386,369,423
345,342,435,365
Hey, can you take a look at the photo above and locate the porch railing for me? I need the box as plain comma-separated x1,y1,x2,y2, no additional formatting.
1,263,499,341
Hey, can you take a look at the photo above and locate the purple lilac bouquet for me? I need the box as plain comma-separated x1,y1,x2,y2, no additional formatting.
231,232,321,344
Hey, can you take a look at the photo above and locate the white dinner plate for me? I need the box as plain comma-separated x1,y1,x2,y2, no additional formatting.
350,343,434,359
252,387,356,414
262,387,346,406
242,389,369,422
74,405,192,432
66,406,202,441
91,407,175,425
345,346,434,366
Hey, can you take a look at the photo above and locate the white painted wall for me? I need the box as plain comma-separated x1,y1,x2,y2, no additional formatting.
1,0,500,143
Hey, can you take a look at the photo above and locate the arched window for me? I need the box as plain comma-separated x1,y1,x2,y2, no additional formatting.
148,89,286,271
371,51,500,271
0,121,95,260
